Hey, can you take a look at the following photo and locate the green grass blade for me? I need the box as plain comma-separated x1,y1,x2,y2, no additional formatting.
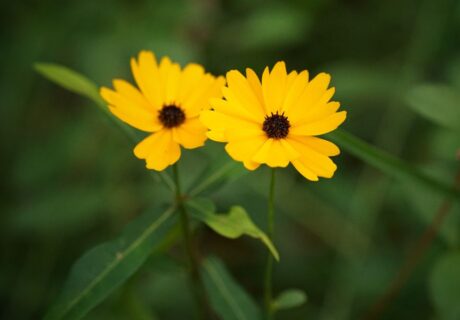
328,129,460,201
44,206,177,320
202,256,262,320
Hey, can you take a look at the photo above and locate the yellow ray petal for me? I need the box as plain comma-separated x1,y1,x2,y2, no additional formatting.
225,135,267,162
221,87,264,123
262,61,287,113
101,87,160,132
252,139,290,167
287,72,331,124
177,63,205,102
245,68,265,110
291,160,319,181
243,160,261,171
226,70,265,118
289,136,340,156
281,70,309,113
172,118,207,149
131,51,163,109
288,138,338,177
290,111,347,136
184,76,225,117
144,130,181,171
112,79,152,112
133,130,168,159
201,109,260,133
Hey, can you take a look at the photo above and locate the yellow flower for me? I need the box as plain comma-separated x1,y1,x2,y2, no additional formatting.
201,61,346,181
100,51,225,171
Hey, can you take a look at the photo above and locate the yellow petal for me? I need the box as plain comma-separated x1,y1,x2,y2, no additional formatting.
288,138,338,178
252,139,290,167
177,63,205,103
206,130,226,142
243,160,261,171
131,51,163,109
225,135,267,162
281,70,309,113
201,109,260,132
291,160,319,181
290,136,340,156
245,68,265,109
134,130,167,159
221,87,263,123
172,118,207,149
101,87,160,132
290,111,347,136
183,75,224,117
140,130,181,171
112,79,152,112
262,61,287,113
226,70,265,118
288,72,331,124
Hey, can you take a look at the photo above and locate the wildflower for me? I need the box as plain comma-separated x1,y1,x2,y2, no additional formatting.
101,51,224,170
201,61,346,181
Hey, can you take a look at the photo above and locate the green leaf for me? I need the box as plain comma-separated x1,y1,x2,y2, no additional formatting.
328,129,460,203
405,84,460,131
430,252,460,320
202,256,262,320
34,63,104,107
272,289,307,311
45,206,177,320
186,199,279,261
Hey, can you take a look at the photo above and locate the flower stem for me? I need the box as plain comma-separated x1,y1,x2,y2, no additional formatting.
172,163,208,319
264,168,276,320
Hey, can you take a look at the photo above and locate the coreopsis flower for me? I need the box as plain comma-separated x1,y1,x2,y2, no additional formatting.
201,61,346,181
100,51,224,170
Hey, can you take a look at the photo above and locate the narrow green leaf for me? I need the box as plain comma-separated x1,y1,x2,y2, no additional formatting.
272,289,307,311
405,84,460,131
328,129,460,203
430,252,460,320
34,63,104,107
202,256,262,320
187,199,279,260
45,206,177,320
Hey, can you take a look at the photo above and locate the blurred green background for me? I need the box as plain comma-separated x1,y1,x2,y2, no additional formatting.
1,0,460,319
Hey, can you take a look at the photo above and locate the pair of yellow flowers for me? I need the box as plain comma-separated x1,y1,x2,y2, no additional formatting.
100,51,346,181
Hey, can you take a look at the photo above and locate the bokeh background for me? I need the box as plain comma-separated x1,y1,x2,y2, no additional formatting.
1,0,460,319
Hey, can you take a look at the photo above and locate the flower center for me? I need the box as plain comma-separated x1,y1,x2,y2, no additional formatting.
158,104,186,128
262,112,290,139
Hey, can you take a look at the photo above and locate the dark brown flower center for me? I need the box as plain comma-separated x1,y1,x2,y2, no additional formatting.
158,104,185,128
262,112,290,139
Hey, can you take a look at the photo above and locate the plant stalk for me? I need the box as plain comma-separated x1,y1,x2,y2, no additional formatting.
264,168,276,320
172,163,209,320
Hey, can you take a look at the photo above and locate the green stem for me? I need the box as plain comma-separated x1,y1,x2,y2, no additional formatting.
264,168,276,320
172,163,208,319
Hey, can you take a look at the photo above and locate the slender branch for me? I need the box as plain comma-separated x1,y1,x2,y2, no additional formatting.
172,163,209,319
363,169,460,320
264,168,276,320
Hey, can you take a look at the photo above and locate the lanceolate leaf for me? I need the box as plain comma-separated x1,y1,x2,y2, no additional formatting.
34,63,104,107
45,206,177,320
328,129,460,202
202,256,262,320
186,199,279,260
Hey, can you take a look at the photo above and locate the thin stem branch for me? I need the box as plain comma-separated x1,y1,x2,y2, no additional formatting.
172,163,209,320
264,168,276,320
363,169,460,320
